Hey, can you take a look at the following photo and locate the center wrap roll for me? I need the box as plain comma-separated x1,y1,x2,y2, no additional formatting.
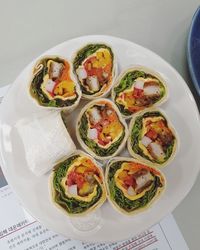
49,151,106,216
73,43,117,99
29,56,81,111
76,99,128,160
105,157,166,215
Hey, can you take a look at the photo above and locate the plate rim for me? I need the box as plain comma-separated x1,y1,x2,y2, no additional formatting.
1,34,200,243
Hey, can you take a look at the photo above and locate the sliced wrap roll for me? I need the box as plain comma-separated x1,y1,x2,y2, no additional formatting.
112,66,168,119
76,99,128,160
49,151,106,216
29,56,81,111
105,157,165,215
73,43,117,99
128,108,178,167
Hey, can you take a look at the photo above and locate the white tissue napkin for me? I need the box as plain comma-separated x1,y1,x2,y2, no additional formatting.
15,111,76,176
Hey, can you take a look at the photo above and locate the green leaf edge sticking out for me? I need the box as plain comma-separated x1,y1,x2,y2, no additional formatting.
131,111,175,164
53,154,103,214
107,161,163,212
73,44,114,95
30,57,79,107
114,70,166,116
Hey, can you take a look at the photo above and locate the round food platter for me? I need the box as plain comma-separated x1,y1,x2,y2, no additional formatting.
0,35,200,243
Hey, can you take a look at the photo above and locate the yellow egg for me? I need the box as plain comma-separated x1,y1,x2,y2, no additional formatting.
103,50,111,64
92,49,111,69
79,182,91,196
102,121,123,140
124,93,135,107
54,80,75,96
76,166,87,174
118,170,128,180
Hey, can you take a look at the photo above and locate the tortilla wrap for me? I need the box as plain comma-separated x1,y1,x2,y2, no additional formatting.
73,43,117,99
29,55,81,112
127,108,178,167
76,98,128,160
49,150,106,216
112,65,168,119
105,157,166,215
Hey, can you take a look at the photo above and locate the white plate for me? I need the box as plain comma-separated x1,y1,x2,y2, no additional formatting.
0,35,200,243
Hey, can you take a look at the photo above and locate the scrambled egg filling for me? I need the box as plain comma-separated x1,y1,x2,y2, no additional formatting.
61,157,101,202
114,162,154,201
92,49,111,68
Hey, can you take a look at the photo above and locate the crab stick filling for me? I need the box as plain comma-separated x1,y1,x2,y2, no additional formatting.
76,49,112,93
139,117,174,161
41,60,76,100
61,156,102,202
86,102,124,147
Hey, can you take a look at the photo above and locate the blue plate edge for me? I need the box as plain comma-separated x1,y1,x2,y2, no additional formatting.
187,6,200,96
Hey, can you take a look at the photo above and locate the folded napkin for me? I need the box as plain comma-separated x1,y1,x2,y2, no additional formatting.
16,111,76,176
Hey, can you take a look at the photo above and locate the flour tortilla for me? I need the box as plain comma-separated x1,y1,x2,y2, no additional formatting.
105,156,166,215
29,55,81,113
76,98,128,160
127,107,179,168
72,43,118,100
111,65,169,119
49,150,107,217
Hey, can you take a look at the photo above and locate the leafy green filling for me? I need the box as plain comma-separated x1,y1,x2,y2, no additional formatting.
78,113,125,157
130,111,175,164
107,161,163,212
73,44,114,95
53,155,103,214
30,57,78,107
114,70,166,116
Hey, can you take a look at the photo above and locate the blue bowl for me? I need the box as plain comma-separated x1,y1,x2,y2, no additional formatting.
187,6,200,96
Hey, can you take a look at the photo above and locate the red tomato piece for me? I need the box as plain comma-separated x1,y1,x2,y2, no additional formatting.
128,106,143,113
157,120,165,128
124,176,134,187
124,175,137,188
83,56,107,83
133,88,144,98
67,171,76,186
75,174,85,189
145,129,158,140
93,123,103,133
98,139,107,146
67,171,85,189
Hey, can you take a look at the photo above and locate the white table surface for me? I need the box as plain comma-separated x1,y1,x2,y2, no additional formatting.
0,0,200,249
